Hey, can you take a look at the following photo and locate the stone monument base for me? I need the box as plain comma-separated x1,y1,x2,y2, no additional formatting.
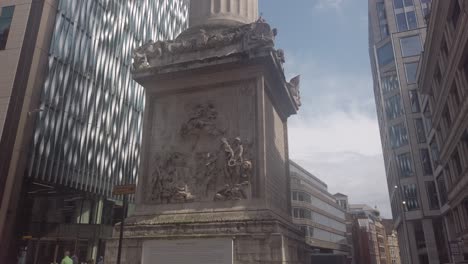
105,211,309,264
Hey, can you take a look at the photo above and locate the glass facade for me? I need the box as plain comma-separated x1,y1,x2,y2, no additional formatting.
415,118,426,143
405,62,419,84
385,94,403,120
400,35,422,57
292,191,346,220
403,184,420,211
0,6,14,50
377,42,395,66
377,2,389,39
389,123,408,148
393,0,417,32
426,181,439,210
420,149,433,175
397,152,414,177
409,89,421,112
27,0,188,196
381,74,399,94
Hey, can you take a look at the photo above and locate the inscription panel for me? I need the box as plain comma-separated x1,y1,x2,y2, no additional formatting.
142,238,233,264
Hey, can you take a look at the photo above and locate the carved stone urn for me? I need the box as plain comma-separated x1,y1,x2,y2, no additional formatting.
105,0,307,263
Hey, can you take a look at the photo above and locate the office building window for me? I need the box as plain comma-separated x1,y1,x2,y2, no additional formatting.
394,0,417,32
377,2,389,39
414,221,426,249
423,105,432,133
430,140,440,164
426,181,439,210
393,0,404,9
400,35,422,57
393,0,413,9
443,105,452,128
396,13,408,32
389,123,409,148
381,74,399,94
452,150,463,178
0,6,15,50
421,0,432,17
403,184,420,210
292,191,298,200
420,149,433,175
385,94,403,120
298,192,312,203
397,153,414,177
415,118,426,143
450,0,461,28
405,63,419,84
378,42,395,66
450,84,461,110
406,11,417,29
437,175,448,205
293,207,312,219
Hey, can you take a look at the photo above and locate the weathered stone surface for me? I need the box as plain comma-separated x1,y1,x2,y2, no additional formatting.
189,0,259,27
109,1,308,263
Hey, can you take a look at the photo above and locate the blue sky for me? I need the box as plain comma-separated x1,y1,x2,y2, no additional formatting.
259,0,392,218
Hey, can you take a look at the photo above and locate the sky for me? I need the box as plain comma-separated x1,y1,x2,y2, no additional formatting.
259,0,393,218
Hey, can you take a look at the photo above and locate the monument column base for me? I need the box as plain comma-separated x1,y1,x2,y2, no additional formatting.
104,212,308,264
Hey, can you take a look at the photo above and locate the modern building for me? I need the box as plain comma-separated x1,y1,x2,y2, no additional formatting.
0,0,188,263
334,193,356,264
368,0,448,263
289,161,351,261
418,0,468,262
383,219,402,264
349,204,390,264
335,192,350,211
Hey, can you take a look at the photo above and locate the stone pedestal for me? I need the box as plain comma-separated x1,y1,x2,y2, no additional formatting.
105,2,306,263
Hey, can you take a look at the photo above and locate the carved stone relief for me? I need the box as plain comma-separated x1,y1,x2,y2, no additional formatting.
287,75,301,108
132,19,276,71
147,102,254,204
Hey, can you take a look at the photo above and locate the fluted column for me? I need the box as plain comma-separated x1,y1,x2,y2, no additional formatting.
189,0,258,27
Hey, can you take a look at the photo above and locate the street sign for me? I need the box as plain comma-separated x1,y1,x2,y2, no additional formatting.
113,184,136,195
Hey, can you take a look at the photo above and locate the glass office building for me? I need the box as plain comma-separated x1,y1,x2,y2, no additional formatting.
0,0,188,263
368,0,449,263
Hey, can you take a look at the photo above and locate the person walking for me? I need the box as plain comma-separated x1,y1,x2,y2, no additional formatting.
61,251,73,264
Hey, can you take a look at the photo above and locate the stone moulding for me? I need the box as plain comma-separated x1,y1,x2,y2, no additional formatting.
132,19,277,71
132,19,302,112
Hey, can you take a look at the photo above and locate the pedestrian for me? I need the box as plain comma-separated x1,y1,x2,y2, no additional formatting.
71,253,79,264
97,256,104,264
61,251,73,264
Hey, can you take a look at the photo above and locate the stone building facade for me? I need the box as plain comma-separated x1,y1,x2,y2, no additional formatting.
418,0,468,262
349,205,390,264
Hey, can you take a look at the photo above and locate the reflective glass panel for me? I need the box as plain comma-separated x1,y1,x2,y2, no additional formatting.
409,89,421,112
407,11,418,29
420,149,433,175
396,13,408,32
0,6,15,50
401,35,422,57
405,62,419,84
397,153,414,177
377,42,395,66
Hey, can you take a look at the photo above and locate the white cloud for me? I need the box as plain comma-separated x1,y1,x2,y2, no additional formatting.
284,52,392,217
289,110,382,157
